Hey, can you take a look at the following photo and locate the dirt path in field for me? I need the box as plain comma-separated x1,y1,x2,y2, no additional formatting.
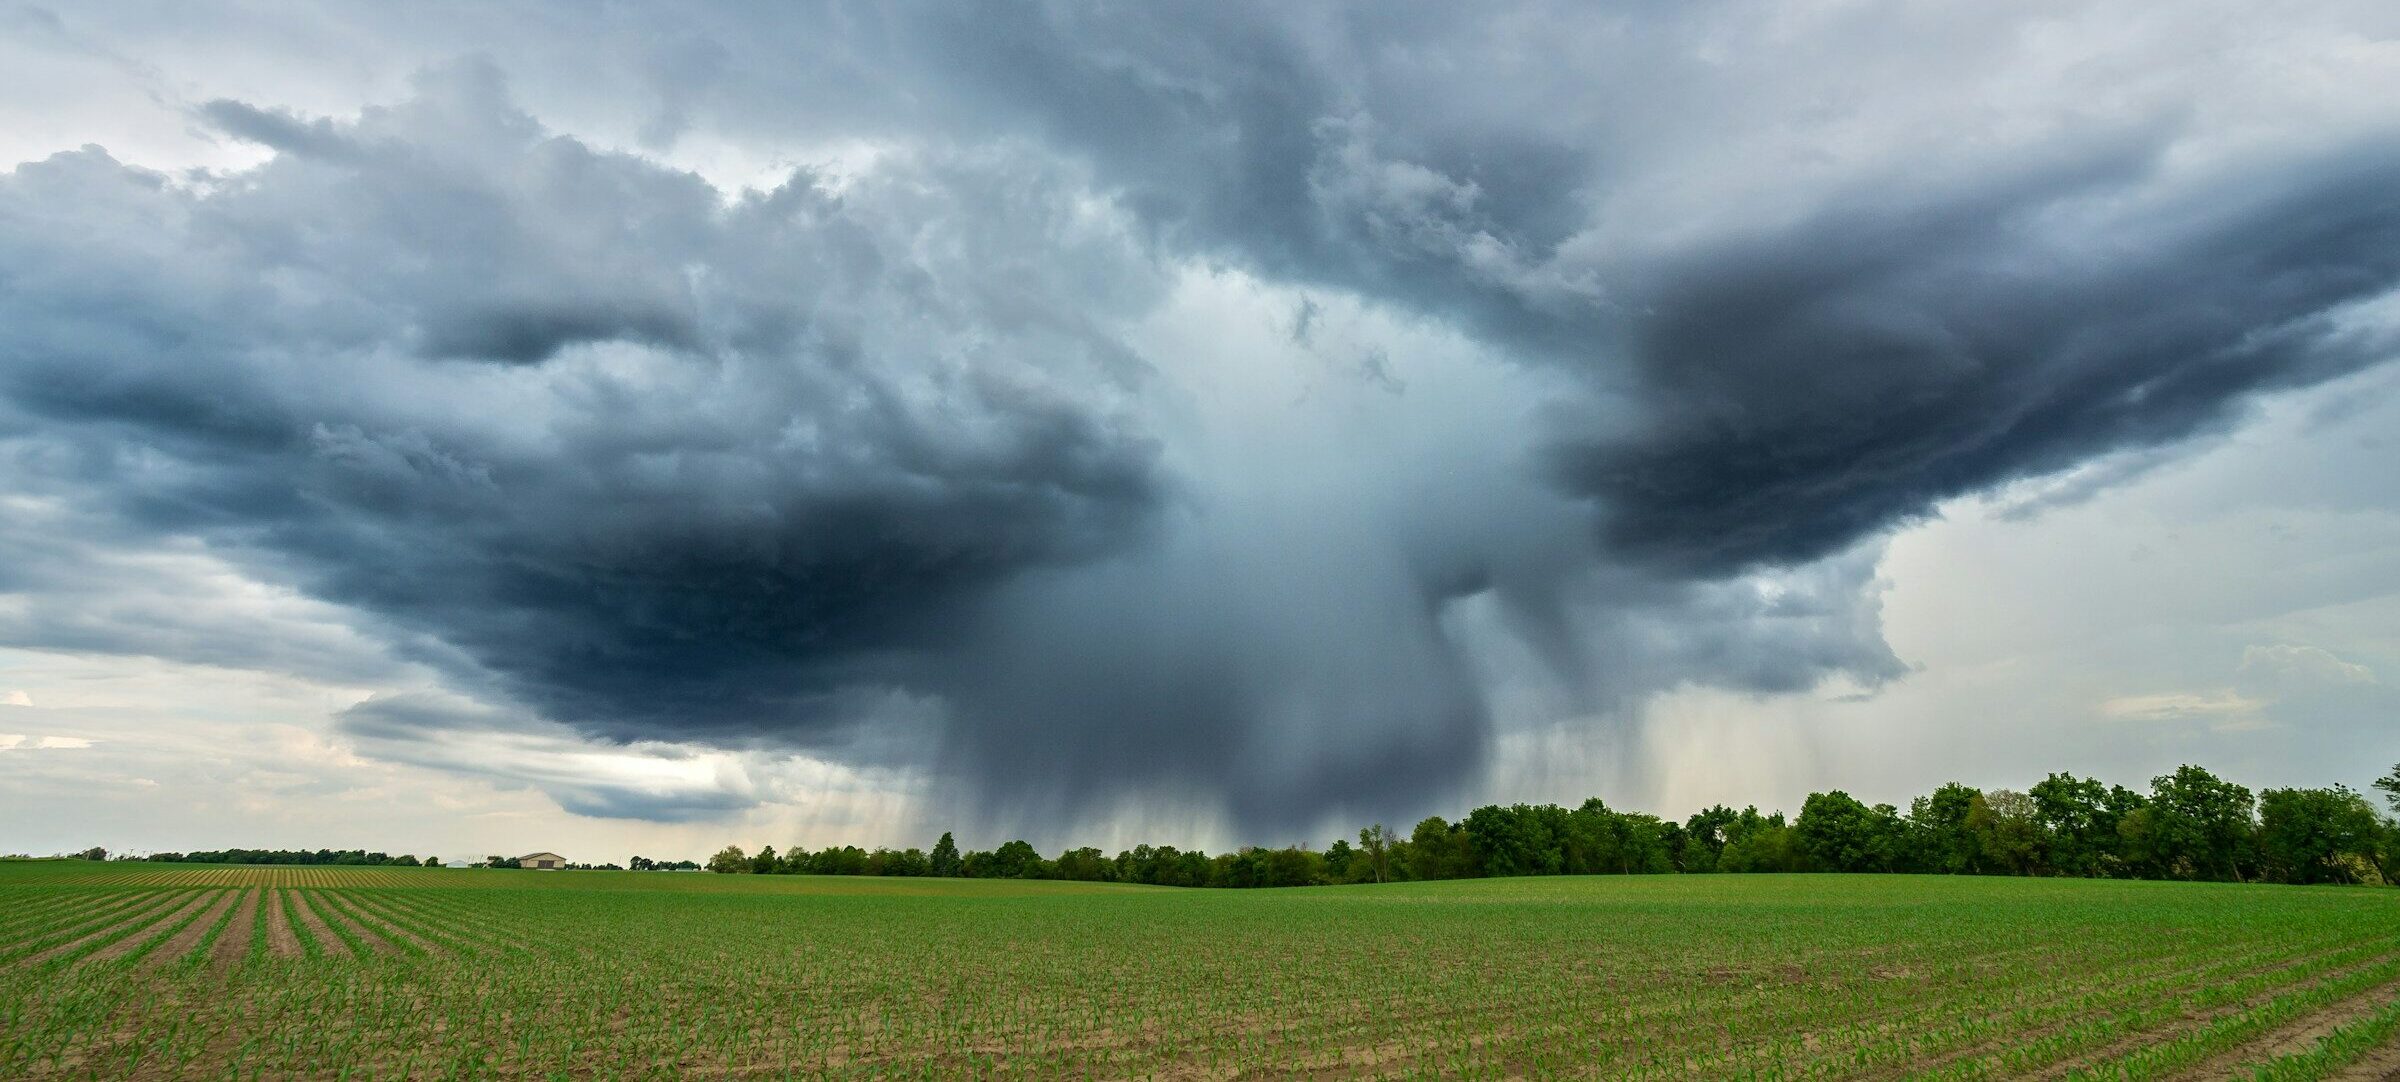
206,888,260,973
9,890,197,969
307,892,399,956
134,888,242,973
263,889,302,958
287,890,354,958
82,890,221,966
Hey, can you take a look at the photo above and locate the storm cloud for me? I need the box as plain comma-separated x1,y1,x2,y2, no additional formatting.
4,3,2398,837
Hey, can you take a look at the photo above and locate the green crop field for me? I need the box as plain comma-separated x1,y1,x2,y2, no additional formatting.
2,860,2396,1079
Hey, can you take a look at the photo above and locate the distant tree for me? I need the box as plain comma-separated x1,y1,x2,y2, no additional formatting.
809,846,868,875
1402,817,1470,881
930,832,962,877
749,845,781,875
1680,805,1740,873
2376,765,2400,814
1795,791,1881,878
706,845,748,874
2259,786,2385,885
1714,808,1796,872
1053,846,1113,881
1908,783,1983,874
73,847,107,862
886,847,932,877
1464,804,1563,878
2146,765,2257,881
1323,838,1356,882
990,840,1044,879
1257,846,1323,887
2028,773,2127,877
1559,798,1621,875
1966,790,2049,876
483,855,513,869
1612,812,1681,875
1357,825,1394,884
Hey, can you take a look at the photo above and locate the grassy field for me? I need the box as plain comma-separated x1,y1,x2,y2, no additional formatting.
2,861,2397,1079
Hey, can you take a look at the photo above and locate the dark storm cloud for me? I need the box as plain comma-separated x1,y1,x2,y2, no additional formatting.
0,61,1165,748
1551,145,2400,574
8,4,2400,835
805,6,2400,578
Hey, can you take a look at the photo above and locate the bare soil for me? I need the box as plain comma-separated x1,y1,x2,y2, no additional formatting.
307,892,399,956
263,888,303,958
10,890,197,969
133,888,243,973
84,890,220,965
2328,1033,2400,1080
285,889,352,958
206,888,260,973
332,894,445,956
2174,974,2400,1080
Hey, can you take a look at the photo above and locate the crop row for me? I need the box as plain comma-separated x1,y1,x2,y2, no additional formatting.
0,872,2394,1079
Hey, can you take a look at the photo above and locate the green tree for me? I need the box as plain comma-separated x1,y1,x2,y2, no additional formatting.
705,845,748,874
2028,772,2132,877
1718,809,1801,872
1401,816,1470,880
1356,825,1394,884
2259,786,2385,885
1796,791,1891,872
1679,805,1739,873
1053,846,1113,881
1561,799,1621,875
2375,765,2400,814
1612,812,1680,874
1323,838,1356,882
1908,783,1983,874
990,839,1043,879
1464,804,1565,878
1257,846,1324,887
2146,765,2257,882
930,832,962,877
1966,790,2049,876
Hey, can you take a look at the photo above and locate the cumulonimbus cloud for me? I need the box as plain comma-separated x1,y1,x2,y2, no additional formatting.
4,4,2398,835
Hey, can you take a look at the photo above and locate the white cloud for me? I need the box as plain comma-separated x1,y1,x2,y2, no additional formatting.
2239,643,2379,686
1,689,29,707
2099,691,2268,723
0,732,93,750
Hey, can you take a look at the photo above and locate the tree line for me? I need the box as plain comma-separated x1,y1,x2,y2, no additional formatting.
109,847,441,867
475,856,702,871
703,764,2400,889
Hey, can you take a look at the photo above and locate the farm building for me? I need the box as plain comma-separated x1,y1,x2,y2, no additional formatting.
518,852,566,870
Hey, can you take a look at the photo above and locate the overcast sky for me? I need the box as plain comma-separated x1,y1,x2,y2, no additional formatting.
3,2,2397,863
